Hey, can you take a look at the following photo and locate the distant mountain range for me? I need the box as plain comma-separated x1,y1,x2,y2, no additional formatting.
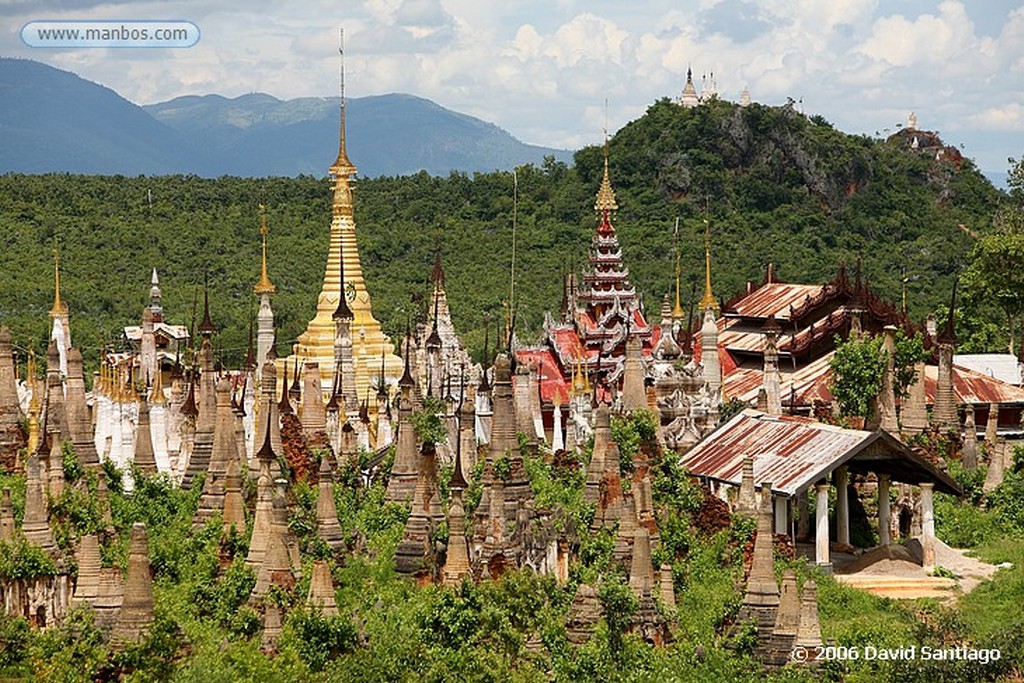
0,58,571,177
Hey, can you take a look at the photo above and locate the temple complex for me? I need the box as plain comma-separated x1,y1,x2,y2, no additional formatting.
717,266,1024,431
0,51,1008,679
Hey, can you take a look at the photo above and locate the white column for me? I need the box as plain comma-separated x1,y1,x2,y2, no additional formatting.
877,474,891,546
920,482,935,570
836,466,850,546
774,496,788,535
551,403,564,453
815,481,830,566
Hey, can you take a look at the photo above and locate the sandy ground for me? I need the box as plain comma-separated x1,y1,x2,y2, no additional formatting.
799,539,1002,596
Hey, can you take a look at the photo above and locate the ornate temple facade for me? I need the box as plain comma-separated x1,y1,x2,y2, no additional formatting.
516,146,654,417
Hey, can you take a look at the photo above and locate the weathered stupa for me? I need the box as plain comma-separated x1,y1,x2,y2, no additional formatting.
0,328,25,471
111,523,155,646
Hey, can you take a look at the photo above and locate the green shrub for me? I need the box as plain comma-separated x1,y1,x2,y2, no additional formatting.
27,606,108,682
0,612,31,673
412,396,448,445
610,409,659,475
284,608,357,672
61,440,83,483
935,494,999,548
0,537,58,579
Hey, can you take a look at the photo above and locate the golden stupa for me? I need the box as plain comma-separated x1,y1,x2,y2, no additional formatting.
285,88,402,401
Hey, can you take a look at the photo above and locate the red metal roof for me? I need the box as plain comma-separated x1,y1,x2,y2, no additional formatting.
725,283,823,321
550,326,585,360
682,409,960,496
516,348,570,405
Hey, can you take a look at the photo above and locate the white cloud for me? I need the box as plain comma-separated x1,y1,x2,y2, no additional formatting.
968,104,1024,132
856,1,973,67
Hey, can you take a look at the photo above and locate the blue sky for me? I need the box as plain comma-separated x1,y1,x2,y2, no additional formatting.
2,0,1022,181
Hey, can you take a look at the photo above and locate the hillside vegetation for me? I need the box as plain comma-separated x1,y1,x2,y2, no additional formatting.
0,420,1023,680
0,97,1009,368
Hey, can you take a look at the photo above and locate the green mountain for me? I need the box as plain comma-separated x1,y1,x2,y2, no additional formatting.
0,98,1007,367
0,58,198,174
0,58,570,178
588,98,1003,333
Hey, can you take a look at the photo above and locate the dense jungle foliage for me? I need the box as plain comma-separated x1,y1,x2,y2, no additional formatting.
0,98,1014,372
0,419,1023,681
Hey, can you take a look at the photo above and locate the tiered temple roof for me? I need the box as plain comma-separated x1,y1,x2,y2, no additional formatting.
516,145,653,406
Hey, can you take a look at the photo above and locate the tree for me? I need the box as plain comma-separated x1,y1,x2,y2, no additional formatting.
961,157,1024,352
829,334,886,421
893,330,927,399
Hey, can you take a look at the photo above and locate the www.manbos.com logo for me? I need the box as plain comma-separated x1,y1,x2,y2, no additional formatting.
22,20,200,48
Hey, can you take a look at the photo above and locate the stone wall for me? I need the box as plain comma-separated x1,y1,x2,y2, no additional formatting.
1,573,72,628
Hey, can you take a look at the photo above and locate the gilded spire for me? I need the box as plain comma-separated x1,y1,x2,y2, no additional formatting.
699,215,717,312
593,138,618,214
50,247,67,317
672,218,684,318
254,204,276,295
329,29,357,219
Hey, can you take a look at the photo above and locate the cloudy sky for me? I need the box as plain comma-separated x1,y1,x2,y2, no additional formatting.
3,0,1022,181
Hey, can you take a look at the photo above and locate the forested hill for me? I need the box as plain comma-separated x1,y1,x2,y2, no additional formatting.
0,98,1007,367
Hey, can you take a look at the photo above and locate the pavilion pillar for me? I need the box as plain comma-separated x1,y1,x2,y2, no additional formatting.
877,474,891,546
835,467,850,546
815,481,830,568
920,482,935,571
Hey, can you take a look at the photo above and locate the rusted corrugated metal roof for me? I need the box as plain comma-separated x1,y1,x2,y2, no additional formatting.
682,409,960,496
719,328,768,353
725,353,1024,409
954,354,1022,386
923,363,1024,405
723,351,835,406
724,283,823,321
